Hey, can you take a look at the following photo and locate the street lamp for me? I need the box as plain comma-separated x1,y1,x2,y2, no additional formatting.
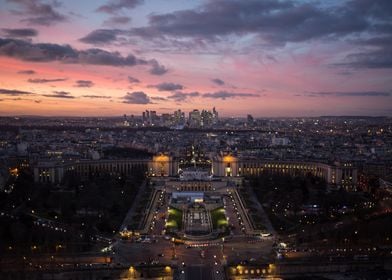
165,265,171,277
128,266,135,278
171,238,177,259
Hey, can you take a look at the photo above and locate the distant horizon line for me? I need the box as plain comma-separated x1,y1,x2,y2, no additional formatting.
0,114,390,119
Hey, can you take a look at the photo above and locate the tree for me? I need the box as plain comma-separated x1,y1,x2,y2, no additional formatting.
10,221,27,242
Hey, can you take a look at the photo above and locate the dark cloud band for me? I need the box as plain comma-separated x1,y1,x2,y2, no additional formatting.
0,88,35,96
1,28,38,37
97,0,144,14
8,0,66,25
149,82,184,91
0,38,167,73
122,91,151,104
307,91,391,97
203,91,259,100
42,91,75,99
75,80,94,88
28,78,67,83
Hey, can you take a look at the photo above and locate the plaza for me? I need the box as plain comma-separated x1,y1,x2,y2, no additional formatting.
111,148,276,279
138,153,263,241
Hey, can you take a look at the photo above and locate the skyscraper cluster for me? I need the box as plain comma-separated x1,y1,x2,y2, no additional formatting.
141,108,219,128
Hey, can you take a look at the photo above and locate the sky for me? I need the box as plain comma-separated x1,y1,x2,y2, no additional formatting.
0,0,391,117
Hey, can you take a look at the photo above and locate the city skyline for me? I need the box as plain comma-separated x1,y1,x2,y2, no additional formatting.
1,0,392,117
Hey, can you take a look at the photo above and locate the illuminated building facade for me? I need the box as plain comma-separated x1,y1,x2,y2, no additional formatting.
33,152,357,190
212,154,357,190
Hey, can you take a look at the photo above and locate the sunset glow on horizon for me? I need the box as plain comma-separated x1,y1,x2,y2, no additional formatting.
0,0,391,117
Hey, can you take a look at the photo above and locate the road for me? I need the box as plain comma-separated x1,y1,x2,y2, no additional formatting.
184,265,213,280
113,235,274,266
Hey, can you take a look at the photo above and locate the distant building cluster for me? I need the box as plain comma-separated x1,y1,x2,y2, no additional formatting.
123,107,219,128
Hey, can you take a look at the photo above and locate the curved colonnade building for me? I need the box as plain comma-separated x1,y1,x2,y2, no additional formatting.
33,154,357,190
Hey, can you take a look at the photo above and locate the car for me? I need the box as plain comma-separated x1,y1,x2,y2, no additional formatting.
158,253,164,257
353,255,369,261
141,239,152,243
